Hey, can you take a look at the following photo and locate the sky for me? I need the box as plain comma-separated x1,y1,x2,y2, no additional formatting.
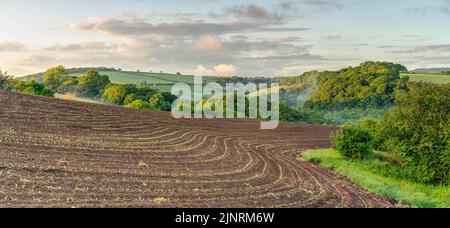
0,0,449,76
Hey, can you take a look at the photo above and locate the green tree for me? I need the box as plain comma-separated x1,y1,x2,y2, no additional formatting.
102,84,129,105
381,82,449,185
150,92,178,111
43,65,68,91
306,61,408,110
57,77,79,94
76,71,111,98
0,70,16,91
125,99,157,111
14,80,55,97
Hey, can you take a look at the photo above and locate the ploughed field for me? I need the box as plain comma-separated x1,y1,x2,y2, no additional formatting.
0,92,395,208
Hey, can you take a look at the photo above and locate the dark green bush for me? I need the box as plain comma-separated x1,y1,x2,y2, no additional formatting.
331,126,373,159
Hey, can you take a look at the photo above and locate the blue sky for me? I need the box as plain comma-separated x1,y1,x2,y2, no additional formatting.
0,0,449,76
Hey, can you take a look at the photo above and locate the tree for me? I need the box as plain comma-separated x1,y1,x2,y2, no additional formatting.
306,61,408,110
150,92,178,111
43,65,68,91
76,71,111,98
14,80,55,97
381,82,449,185
57,77,79,94
102,84,128,105
124,99,157,111
0,70,16,91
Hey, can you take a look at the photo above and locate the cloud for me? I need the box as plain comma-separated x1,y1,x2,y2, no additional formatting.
71,17,307,37
406,6,450,15
186,64,237,76
223,4,283,22
193,35,223,52
392,44,450,53
44,42,111,52
278,0,344,13
0,42,25,52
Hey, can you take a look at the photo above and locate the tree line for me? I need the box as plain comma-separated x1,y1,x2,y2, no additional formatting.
0,66,177,112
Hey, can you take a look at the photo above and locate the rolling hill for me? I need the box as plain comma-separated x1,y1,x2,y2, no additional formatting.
20,68,220,93
409,68,450,74
401,73,450,84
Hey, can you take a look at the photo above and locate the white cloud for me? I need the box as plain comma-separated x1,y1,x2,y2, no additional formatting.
186,64,237,76
193,35,223,52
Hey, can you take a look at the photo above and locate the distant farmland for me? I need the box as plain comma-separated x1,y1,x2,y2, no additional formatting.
22,70,220,93
402,73,450,84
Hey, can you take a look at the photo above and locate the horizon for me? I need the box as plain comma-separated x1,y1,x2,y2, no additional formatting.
1,0,450,77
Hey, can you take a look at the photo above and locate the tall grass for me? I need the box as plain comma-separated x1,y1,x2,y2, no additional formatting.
300,149,450,208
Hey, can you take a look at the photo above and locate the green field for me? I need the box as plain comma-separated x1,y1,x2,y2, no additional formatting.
402,73,450,84
69,71,219,93
300,149,450,208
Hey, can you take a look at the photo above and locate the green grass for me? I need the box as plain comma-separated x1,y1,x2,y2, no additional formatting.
402,73,450,84
71,71,220,93
300,149,450,208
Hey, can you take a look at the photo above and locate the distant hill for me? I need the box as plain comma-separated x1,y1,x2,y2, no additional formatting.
19,67,118,82
19,67,220,93
410,68,450,74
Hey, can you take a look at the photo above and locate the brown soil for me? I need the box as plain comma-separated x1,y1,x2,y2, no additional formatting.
0,92,396,208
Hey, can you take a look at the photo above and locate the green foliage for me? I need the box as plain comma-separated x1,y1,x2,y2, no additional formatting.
278,103,326,123
102,84,133,105
124,99,157,111
57,76,79,94
43,65,69,91
306,61,407,110
76,70,111,98
14,80,55,97
380,82,450,185
349,118,387,151
0,70,16,91
331,126,373,160
150,92,178,111
442,71,450,75
301,149,450,208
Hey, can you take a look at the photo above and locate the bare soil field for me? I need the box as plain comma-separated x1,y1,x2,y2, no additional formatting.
0,92,396,208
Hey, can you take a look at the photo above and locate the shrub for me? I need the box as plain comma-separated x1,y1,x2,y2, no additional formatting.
353,118,387,151
14,80,55,97
381,82,449,185
331,126,373,159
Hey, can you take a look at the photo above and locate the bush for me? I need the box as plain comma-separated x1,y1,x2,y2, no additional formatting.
331,126,373,159
381,82,449,185
352,118,387,151
14,80,55,97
